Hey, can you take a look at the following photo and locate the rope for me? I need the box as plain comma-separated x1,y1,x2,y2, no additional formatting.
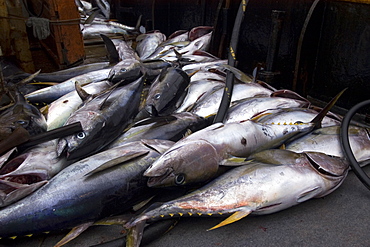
0,14,80,25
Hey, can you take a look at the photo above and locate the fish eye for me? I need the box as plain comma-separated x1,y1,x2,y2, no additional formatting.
16,120,28,126
154,93,161,100
120,68,127,72
174,173,186,185
76,132,86,139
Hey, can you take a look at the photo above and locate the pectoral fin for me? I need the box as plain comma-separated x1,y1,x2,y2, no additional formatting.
126,220,146,247
85,150,149,177
207,210,252,231
220,157,250,166
54,222,94,247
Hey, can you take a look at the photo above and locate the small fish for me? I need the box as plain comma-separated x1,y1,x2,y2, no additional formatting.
25,68,111,103
125,149,349,247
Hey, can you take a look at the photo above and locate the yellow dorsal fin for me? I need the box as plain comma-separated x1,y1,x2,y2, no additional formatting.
207,210,251,231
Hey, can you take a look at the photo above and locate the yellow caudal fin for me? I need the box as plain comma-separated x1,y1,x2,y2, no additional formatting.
207,210,252,231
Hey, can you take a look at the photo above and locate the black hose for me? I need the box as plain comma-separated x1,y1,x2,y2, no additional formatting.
213,0,248,123
340,99,370,190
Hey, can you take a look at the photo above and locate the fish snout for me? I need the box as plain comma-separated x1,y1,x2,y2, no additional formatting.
108,70,115,82
145,167,174,187
144,104,158,117
56,138,68,157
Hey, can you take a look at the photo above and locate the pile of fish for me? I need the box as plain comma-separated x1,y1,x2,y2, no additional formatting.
0,4,370,246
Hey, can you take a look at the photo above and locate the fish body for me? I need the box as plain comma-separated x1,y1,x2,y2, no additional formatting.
107,112,209,148
81,23,130,39
160,32,213,62
191,83,274,118
126,149,349,247
117,40,138,61
25,68,111,103
175,79,225,113
136,31,167,60
254,107,341,127
182,59,227,74
286,125,370,163
144,119,315,187
0,139,174,239
57,76,144,160
0,140,69,207
224,95,310,123
189,69,226,82
145,31,190,60
46,80,113,130
10,62,110,84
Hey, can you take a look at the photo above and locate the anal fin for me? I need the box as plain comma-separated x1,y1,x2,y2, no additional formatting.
207,210,251,231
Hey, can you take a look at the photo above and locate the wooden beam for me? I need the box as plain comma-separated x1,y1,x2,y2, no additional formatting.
6,0,35,73
0,0,11,58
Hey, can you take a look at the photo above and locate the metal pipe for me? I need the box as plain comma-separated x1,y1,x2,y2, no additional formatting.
259,10,285,85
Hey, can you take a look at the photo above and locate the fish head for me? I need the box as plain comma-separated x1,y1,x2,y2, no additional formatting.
0,99,47,139
144,140,220,187
304,151,349,196
56,112,105,160
145,68,189,116
108,59,142,83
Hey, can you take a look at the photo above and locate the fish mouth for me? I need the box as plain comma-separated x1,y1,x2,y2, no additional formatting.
146,167,174,187
108,71,115,81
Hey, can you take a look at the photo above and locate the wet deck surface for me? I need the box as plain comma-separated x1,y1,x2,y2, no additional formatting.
1,165,369,247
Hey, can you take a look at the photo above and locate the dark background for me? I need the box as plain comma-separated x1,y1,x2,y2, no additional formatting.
112,0,370,112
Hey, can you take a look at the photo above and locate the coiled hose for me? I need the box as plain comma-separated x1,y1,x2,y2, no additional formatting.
340,99,370,190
